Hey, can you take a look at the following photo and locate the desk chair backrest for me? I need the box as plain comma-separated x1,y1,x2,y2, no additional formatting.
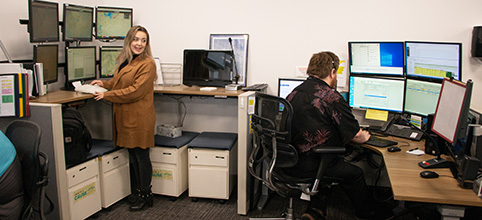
5,120,50,220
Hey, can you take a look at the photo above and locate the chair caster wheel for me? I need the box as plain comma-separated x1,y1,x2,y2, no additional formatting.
191,198,198,202
218,200,226,204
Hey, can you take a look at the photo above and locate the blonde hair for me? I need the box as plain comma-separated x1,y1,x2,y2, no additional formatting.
115,25,153,70
306,51,339,79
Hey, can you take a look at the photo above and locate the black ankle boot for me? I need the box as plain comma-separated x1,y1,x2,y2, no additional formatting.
129,188,153,211
127,189,140,205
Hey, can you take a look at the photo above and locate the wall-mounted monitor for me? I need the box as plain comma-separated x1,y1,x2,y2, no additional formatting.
34,44,58,84
405,41,462,81
65,46,96,88
348,42,404,77
278,78,305,98
29,0,59,43
349,76,405,112
404,79,441,116
95,6,133,40
183,49,234,87
100,46,122,78
63,3,94,42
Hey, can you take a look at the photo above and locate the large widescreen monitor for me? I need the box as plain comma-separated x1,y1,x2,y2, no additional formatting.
183,49,234,87
95,6,133,39
405,41,462,81
63,4,93,41
100,46,122,78
65,46,96,87
404,79,442,116
29,0,59,43
34,44,58,84
348,42,404,77
278,78,305,98
349,76,405,112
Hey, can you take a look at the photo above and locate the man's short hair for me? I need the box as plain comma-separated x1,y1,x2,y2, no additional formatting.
306,51,340,79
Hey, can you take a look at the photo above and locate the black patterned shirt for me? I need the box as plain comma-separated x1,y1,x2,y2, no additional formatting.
287,76,360,155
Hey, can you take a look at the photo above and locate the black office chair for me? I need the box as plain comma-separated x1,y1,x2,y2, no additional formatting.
5,120,51,220
248,92,345,220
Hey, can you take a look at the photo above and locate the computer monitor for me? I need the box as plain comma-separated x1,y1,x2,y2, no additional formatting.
348,76,405,112
182,49,234,87
404,79,442,116
34,44,58,84
405,41,462,81
95,6,133,40
63,4,94,42
348,42,404,77
65,46,96,88
29,0,59,43
432,78,473,149
100,46,122,78
278,78,305,98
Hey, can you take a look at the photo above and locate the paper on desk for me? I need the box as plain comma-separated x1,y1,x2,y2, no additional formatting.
365,109,388,121
406,149,425,156
72,81,82,88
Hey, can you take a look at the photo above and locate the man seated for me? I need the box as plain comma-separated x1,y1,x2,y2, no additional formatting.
285,51,393,220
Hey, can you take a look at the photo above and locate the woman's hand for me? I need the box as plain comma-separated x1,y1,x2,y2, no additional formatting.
93,91,104,101
90,80,104,87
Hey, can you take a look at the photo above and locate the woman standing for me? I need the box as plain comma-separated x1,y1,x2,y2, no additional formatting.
91,25,156,211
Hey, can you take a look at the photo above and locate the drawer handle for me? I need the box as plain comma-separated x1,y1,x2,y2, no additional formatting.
163,153,172,155
215,156,225,159
79,167,87,171
113,156,119,160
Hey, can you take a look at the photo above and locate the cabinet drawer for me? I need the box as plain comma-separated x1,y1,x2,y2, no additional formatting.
151,147,181,163
188,148,229,167
101,149,129,172
67,159,99,188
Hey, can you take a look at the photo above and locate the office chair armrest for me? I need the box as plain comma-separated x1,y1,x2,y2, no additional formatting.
311,146,346,155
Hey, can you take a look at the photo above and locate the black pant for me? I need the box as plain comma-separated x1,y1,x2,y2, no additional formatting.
0,156,24,220
128,148,152,192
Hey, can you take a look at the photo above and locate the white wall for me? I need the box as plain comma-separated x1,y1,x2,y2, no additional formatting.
2,0,482,110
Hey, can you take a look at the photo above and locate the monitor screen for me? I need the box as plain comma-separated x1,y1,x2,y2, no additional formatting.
29,0,59,43
96,6,133,39
65,46,96,83
278,78,305,98
183,49,234,87
100,46,122,78
405,41,462,81
349,76,405,112
63,4,93,41
34,44,58,84
432,79,473,147
348,42,404,76
404,79,442,116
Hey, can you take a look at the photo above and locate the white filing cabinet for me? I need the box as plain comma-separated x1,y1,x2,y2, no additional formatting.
99,148,130,208
66,158,101,220
187,132,238,200
151,131,198,197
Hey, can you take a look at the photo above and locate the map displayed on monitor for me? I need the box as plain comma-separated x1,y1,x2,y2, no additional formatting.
64,4,93,41
100,46,122,77
96,7,132,39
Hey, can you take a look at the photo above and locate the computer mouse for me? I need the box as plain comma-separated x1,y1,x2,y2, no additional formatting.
387,146,401,152
420,171,439,178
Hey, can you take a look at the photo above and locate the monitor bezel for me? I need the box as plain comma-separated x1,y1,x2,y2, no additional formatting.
99,46,123,78
182,49,234,87
405,41,462,82
277,77,305,98
65,46,97,84
348,41,405,77
348,75,406,113
29,0,60,43
62,3,94,42
34,44,59,84
95,6,133,40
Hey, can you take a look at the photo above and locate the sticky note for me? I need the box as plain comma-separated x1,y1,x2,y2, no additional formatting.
365,109,388,121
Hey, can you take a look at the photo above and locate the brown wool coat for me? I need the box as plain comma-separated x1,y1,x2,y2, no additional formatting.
101,57,156,149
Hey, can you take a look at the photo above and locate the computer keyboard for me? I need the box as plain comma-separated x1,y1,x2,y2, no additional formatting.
242,83,268,91
385,124,423,141
365,136,398,148
74,84,108,94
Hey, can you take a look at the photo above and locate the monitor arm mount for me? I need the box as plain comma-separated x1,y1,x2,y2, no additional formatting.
228,37,240,85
